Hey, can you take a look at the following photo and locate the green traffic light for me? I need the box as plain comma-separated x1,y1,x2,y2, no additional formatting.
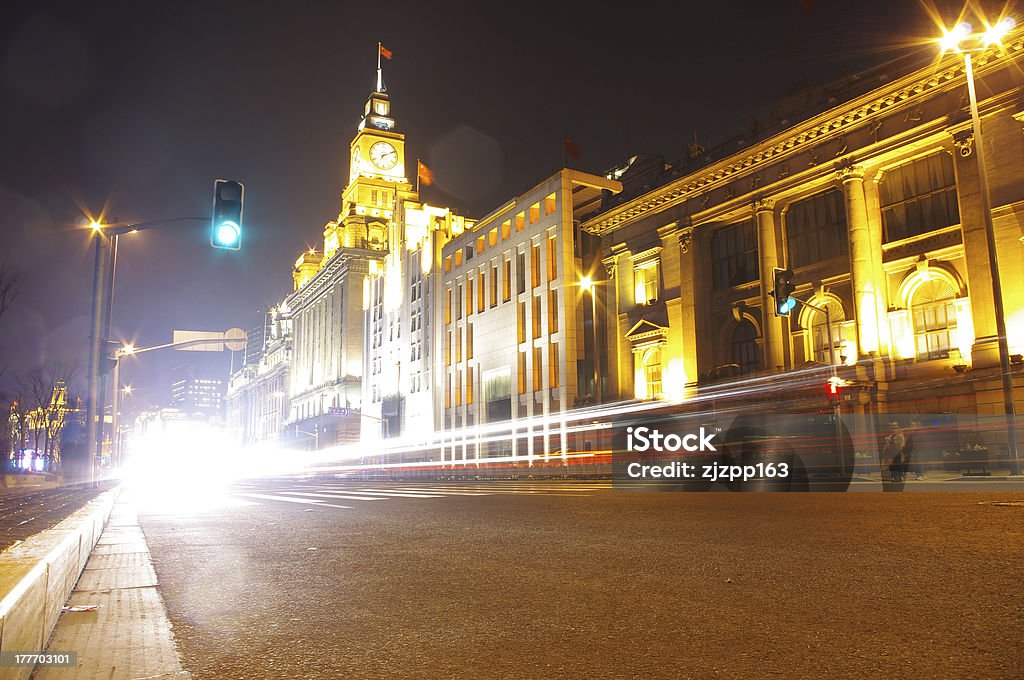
216,221,240,246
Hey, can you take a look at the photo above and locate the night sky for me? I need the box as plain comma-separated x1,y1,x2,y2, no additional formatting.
0,0,1001,412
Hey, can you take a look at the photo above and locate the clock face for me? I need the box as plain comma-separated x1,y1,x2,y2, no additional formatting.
369,141,398,170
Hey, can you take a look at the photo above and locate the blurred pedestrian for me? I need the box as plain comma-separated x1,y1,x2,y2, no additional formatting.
882,421,907,483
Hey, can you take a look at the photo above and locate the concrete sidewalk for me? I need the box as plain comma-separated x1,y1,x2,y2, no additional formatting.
33,496,189,679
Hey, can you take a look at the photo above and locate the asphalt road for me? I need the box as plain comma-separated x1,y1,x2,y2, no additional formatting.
137,478,1024,679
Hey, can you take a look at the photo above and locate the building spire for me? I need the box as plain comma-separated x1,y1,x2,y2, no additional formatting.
376,42,391,93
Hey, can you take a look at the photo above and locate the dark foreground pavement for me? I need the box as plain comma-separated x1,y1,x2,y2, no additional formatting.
138,480,1024,679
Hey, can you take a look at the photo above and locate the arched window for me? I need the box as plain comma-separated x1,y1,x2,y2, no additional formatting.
808,299,847,365
642,348,662,398
731,321,761,375
912,278,958,360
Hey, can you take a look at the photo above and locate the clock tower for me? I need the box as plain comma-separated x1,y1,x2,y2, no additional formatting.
321,57,417,261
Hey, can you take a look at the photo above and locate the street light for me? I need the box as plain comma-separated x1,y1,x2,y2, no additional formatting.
579,275,602,403
937,13,1020,474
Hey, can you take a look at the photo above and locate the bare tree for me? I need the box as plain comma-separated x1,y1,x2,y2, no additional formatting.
0,263,20,380
0,263,18,320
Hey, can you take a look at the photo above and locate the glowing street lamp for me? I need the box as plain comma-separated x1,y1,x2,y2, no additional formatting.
937,13,1020,474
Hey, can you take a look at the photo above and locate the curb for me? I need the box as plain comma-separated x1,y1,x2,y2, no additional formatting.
0,485,121,680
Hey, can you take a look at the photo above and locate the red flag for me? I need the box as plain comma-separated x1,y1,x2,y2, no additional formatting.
563,134,582,159
379,44,393,60
417,160,434,186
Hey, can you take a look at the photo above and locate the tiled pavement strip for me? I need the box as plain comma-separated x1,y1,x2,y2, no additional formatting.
33,494,189,679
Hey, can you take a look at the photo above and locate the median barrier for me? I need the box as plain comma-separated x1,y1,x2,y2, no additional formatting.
0,485,120,680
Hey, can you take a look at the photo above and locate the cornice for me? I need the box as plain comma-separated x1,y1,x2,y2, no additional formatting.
582,35,1024,236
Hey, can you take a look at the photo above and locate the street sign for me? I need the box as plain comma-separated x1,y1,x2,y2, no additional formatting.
172,328,248,352
224,327,247,352
172,330,226,352
328,407,352,416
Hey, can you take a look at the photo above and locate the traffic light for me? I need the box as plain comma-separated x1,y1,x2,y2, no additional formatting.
211,179,244,250
771,267,796,316
99,354,116,376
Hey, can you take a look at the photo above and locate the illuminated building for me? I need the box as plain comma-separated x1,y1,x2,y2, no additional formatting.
438,170,621,463
6,381,77,471
583,33,1024,438
360,200,471,445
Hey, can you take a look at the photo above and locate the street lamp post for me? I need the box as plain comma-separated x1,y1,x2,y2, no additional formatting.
82,215,212,485
940,17,1020,474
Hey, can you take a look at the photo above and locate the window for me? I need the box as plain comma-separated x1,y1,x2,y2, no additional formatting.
549,344,560,388
810,300,847,364
731,321,762,375
880,153,959,243
711,221,758,290
476,236,485,254
445,288,451,324
478,270,485,312
466,366,474,405
456,328,462,363
466,322,473,360
912,278,958,360
446,331,452,365
548,290,559,334
517,251,526,294
786,189,848,268
545,193,557,215
465,245,474,261
455,250,463,267
533,296,542,339
455,284,462,319
643,349,662,398
515,212,525,232
490,264,498,307
489,228,498,248
445,375,451,408
503,259,512,302
530,203,540,224
547,235,558,281
533,346,543,391
501,220,511,240
517,302,526,343
518,351,527,393
455,369,462,406
634,261,659,305
444,256,451,273
466,279,474,316
531,243,541,288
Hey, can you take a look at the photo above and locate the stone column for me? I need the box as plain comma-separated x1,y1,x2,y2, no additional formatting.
838,164,881,356
951,131,1000,368
754,198,784,372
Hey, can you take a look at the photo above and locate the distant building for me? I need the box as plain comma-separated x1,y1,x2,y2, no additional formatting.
225,305,292,445
169,376,225,417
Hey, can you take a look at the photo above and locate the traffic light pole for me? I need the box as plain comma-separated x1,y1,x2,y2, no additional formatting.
786,296,847,476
